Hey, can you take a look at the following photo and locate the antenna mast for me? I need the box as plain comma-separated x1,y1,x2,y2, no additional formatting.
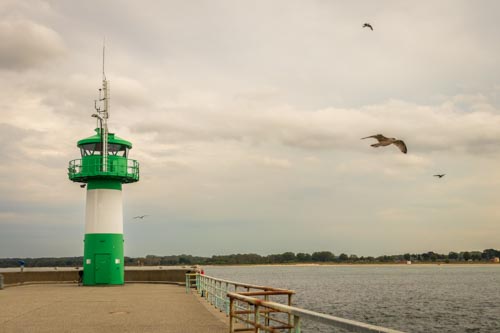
94,40,109,172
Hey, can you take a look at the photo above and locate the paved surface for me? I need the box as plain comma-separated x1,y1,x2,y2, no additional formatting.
0,283,229,333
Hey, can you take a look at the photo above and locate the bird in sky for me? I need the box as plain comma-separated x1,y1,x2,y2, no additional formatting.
361,134,408,154
363,23,373,31
433,174,446,178
133,215,149,219
80,184,86,188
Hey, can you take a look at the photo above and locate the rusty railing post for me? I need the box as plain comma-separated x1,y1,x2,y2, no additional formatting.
229,297,235,333
264,294,270,328
255,304,260,333
247,287,251,329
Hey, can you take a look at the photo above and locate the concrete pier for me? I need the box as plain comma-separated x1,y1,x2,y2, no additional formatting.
0,284,228,333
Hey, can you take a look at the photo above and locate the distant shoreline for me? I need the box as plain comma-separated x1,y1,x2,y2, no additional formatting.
1,262,498,272
202,262,500,268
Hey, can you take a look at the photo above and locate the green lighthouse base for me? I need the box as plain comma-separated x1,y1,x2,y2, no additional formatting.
83,234,124,285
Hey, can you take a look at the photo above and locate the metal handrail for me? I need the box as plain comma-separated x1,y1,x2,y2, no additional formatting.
186,272,406,333
228,292,406,333
186,273,294,331
195,274,292,292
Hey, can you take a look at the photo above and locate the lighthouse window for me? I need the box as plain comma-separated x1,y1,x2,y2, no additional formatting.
80,143,128,157
108,143,120,155
108,144,128,157
94,143,103,155
80,143,99,156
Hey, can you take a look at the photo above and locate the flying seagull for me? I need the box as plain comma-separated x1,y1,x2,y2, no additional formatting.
80,184,86,188
133,215,149,219
433,174,446,178
363,23,373,31
361,134,407,154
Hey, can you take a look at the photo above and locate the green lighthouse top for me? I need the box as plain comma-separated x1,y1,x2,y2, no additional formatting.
68,129,140,184
67,59,139,185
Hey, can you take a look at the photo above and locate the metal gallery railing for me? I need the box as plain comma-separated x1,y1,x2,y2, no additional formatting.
186,273,406,333
68,157,139,182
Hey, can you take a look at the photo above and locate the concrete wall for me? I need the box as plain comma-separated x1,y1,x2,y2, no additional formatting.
0,269,191,287
2,271,79,285
126,269,189,283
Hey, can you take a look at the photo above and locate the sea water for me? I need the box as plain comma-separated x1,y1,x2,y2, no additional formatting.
205,265,500,332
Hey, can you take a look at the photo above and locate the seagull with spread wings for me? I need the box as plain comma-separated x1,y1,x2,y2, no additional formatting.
433,174,446,178
133,215,149,219
361,134,407,154
363,23,373,31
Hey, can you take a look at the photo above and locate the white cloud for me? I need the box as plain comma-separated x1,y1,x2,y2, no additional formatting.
127,95,500,158
250,156,292,169
0,19,66,70
1,1,500,256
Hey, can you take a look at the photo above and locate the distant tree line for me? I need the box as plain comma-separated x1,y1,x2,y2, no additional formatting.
1,249,499,268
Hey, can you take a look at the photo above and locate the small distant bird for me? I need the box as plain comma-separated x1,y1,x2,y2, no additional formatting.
433,174,446,178
362,134,407,154
133,215,149,219
363,23,373,31
80,184,86,188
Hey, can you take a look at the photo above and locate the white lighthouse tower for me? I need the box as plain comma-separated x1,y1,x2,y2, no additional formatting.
68,54,139,285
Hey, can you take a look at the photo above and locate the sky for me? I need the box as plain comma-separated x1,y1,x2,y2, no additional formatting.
1,0,500,258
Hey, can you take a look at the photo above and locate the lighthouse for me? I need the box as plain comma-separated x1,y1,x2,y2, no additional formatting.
68,61,139,285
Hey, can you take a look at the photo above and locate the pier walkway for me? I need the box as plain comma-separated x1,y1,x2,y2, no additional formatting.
0,283,228,333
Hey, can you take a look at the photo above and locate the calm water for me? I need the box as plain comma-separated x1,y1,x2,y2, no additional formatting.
205,265,500,333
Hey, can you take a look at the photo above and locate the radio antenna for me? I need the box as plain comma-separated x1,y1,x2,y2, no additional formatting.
102,37,106,81
93,39,110,171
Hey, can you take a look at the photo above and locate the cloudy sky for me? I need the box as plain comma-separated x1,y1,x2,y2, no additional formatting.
1,1,499,258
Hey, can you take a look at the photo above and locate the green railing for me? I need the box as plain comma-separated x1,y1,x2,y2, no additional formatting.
68,156,139,183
